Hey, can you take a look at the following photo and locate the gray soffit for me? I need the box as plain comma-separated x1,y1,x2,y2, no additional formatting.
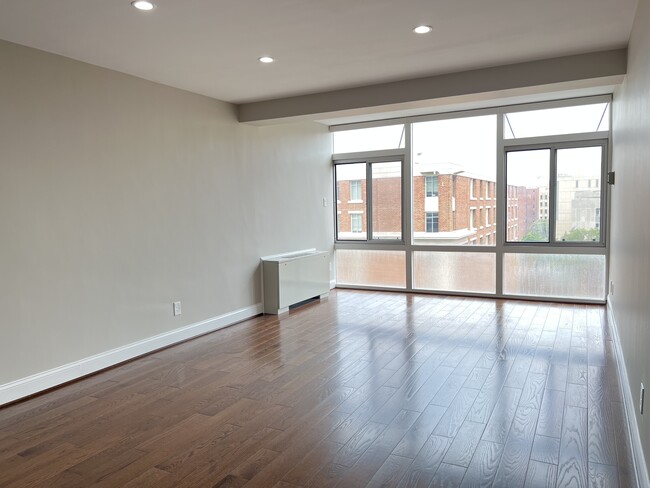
238,49,627,124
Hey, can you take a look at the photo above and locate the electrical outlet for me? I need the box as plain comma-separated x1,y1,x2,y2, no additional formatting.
610,281,614,295
173,301,182,316
641,383,645,415
322,197,328,207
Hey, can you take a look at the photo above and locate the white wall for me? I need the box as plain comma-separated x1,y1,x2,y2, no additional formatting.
0,40,333,389
611,0,650,475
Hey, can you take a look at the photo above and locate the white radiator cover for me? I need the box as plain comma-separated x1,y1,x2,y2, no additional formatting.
261,250,330,314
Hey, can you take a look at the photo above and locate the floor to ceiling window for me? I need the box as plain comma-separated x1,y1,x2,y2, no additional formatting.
332,96,611,303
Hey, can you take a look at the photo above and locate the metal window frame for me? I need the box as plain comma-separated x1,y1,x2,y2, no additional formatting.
349,179,362,202
331,95,612,303
350,213,363,233
425,211,439,233
504,139,608,248
333,154,407,245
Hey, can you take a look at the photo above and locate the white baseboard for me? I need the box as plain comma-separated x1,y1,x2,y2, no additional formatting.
0,303,263,407
330,279,336,290
607,298,650,488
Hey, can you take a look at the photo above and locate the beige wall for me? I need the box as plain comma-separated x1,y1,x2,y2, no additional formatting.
0,40,333,385
611,0,650,473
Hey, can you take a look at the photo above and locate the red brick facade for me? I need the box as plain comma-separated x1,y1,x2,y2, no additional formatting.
337,173,538,244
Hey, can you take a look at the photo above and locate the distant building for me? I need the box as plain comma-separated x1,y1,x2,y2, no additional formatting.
556,175,601,239
336,167,540,244
539,187,549,221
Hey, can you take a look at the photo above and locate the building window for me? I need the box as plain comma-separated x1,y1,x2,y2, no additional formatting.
470,209,477,229
350,180,362,201
470,179,476,199
426,212,439,233
350,214,362,233
425,175,439,197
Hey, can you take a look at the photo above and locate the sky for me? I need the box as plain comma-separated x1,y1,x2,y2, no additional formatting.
334,102,608,187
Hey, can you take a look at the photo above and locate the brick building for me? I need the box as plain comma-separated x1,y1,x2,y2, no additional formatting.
337,169,540,244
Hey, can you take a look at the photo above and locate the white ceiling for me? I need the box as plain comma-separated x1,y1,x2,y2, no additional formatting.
0,0,638,104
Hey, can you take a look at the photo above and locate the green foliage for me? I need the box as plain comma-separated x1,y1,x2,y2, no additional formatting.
522,231,546,242
522,220,549,242
561,227,600,242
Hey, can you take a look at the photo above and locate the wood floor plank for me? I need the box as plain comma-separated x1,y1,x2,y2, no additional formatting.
492,406,539,488
546,363,568,391
565,383,588,408
459,440,504,488
281,440,342,487
365,454,413,488
610,400,638,488
536,389,565,439
588,462,619,488
395,434,451,488
524,460,557,488
587,402,618,467
519,373,546,410
430,463,467,488
481,387,522,444
121,468,174,488
443,421,486,467
568,347,588,386
231,447,281,480
333,409,419,488
332,421,387,468
466,360,514,424
530,435,560,465
392,404,447,459
431,374,469,407
433,388,480,438
556,406,588,488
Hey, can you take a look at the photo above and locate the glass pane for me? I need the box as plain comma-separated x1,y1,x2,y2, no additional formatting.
412,115,497,246
503,253,606,300
336,163,366,240
506,149,550,242
504,103,609,139
336,250,406,288
413,252,496,294
333,125,405,153
372,161,402,240
556,147,602,242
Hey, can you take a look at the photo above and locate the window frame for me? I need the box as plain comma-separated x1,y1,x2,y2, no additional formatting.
425,175,439,197
350,213,363,233
504,140,608,248
330,94,611,303
349,180,362,202
425,211,439,233
333,156,406,244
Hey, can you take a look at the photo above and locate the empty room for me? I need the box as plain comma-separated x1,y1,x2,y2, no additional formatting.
1,1,650,487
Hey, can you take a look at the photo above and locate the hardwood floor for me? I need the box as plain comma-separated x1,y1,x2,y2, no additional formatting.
0,290,637,487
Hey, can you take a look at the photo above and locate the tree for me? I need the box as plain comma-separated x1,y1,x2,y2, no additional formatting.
561,227,600,242
522,220,549,242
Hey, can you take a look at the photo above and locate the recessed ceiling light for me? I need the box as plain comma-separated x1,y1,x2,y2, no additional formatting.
258,56,274,64
131,1,155,11
413,25,433,34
